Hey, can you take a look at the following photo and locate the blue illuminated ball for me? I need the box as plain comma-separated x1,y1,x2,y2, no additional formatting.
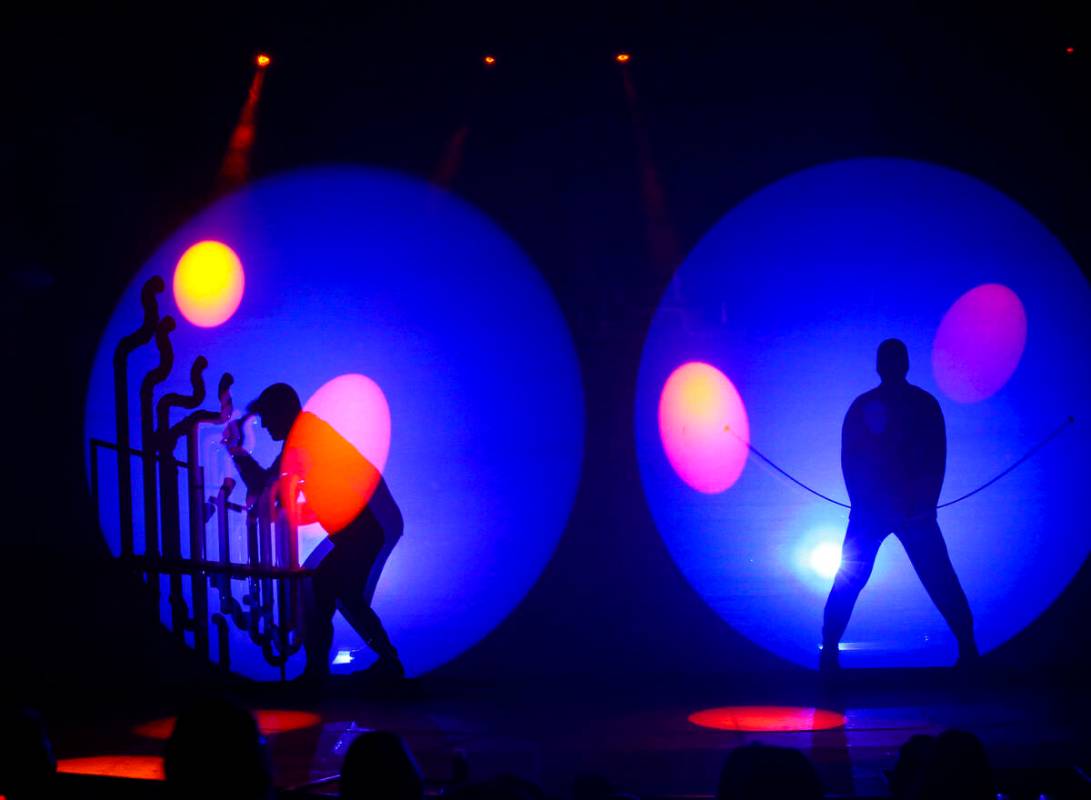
636,158,1091,668
85,167,584,680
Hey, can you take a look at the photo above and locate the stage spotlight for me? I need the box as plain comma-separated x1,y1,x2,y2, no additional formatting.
809,541,842,580
483,54,497,66
615,52,631,63
87,167,584,680
256,53,271,68
637,157,1091,669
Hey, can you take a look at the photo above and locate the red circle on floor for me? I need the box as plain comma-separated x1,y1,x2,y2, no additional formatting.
133,709,321,740
57,755,164,781
688,706,846,732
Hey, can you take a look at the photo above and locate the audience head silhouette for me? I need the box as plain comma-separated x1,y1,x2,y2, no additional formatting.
913,729,994,800
163,697,271,800
247,382,302,441
717,742,824,800
0,707,56,800
340,731,423,800
890,734,936,799
877,338,910,384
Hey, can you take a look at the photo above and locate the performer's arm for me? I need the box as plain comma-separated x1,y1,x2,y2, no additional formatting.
230,448,273,495
841,400,866,507
921,396,947,507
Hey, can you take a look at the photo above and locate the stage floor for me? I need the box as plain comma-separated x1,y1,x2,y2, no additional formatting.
50,672,1091,798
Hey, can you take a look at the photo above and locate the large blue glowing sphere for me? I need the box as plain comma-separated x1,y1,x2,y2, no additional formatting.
86,167,584,680
636,158,1091,668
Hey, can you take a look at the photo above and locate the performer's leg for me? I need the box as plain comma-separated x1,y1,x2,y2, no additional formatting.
822,517,885,655
302,560,338,678
329,535,403,675
337,598,399,663
897,518,976,658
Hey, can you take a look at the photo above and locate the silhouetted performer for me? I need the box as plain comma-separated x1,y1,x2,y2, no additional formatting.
821,339,977,670
228,383,404,681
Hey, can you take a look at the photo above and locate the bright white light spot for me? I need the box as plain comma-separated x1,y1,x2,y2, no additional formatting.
809,541,842,579
332,649,354,665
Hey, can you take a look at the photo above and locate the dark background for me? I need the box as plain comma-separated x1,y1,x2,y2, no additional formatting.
2,3,1089,706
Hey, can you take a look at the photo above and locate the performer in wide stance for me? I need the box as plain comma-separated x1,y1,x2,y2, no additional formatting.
228,382,404,682
821,339,977,670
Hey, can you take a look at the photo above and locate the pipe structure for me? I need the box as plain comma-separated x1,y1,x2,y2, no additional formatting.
111,277,163,557
138,316,175,608
155,356,208,640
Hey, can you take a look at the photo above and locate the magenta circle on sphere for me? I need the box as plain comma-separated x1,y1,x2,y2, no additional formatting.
658,362,750,493
303,373,391,472
932,283,1027,403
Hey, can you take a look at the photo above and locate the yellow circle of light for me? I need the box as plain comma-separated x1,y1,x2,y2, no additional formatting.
172,240,245,327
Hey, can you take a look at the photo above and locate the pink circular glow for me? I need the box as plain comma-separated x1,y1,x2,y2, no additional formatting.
283,374,392,534
932,283,1027,403
688,706,846,732
303,373,391,472
658,362,750,493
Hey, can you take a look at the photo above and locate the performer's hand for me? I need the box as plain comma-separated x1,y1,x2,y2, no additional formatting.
223,420,247,457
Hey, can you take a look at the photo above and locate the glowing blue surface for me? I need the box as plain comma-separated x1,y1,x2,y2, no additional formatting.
86,167,584,680
636,158,1091,668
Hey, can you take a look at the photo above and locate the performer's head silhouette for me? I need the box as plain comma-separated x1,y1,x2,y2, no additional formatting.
877,338,910,384
247,383,301,441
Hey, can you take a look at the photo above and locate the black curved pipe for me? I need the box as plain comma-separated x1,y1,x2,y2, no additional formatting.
111,277,163,557
138,316,175,571
156,356,208,640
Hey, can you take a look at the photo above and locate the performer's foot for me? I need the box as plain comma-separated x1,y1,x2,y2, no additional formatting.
819,644,840,672
955,639,980,669
285,665,328,698
356,654,405,681
294,664,329,685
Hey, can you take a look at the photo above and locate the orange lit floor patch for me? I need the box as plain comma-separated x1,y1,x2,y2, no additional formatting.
688,705,846,732
133,709,322,739
57,755,164,780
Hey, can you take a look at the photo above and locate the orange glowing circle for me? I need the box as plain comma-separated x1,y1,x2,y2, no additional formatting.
688,706,846,732
133,709,322,740
257,54,271,68
659,361,750,493
616,53,631,63
58,755,165,781
283,374,392,535
172,240,245,327
483,55,497,65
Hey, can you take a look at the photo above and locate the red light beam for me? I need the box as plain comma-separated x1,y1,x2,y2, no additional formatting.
217,56,270,193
